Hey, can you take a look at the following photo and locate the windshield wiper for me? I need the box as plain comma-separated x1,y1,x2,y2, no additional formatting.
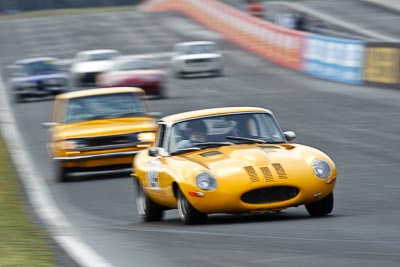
194,142,234,149
226,136,266,144
171,147,201,155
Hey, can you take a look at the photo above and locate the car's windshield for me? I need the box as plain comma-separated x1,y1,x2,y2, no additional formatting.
112,58,156,71
169,113,285,154
23,60,59,75
65,92,147,123
86,52,119,61
184,44,218,55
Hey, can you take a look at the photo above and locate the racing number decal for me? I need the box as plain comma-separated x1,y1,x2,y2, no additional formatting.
147,160,161,189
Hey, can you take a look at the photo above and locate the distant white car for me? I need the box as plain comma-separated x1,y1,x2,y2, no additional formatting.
171,41,224,78
70,49,121,86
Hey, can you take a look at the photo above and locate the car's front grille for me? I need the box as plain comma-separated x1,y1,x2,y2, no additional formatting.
79,134,134,151
241,186,299,204
185,58,212,64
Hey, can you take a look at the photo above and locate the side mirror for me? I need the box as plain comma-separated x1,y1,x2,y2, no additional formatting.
41,122,60,129
148,147,170,157
148,147,159,157
284,131,296,141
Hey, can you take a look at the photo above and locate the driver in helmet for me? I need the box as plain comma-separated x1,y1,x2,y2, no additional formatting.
177,119,207,149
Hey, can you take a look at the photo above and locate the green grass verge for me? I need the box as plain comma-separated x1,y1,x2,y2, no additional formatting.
0,136,56,267
0,5,137,20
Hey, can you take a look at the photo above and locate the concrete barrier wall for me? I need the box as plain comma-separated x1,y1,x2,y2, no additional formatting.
141,0,399,89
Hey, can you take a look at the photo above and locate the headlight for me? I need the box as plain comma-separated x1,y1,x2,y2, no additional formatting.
60,140,78,150
312,160,331,179
60,139,86,151
137,132,155,143
195,172,218,191
19,81,36,87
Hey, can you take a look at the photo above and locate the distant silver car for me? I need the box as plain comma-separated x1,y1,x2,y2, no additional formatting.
171,41,224,78
8,57,70,103
70,49,121,86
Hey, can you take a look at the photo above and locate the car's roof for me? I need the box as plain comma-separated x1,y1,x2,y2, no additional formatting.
15,57,58,64
76,49,120,55
175,41,217,47
161,107,272,123
56,87,145,100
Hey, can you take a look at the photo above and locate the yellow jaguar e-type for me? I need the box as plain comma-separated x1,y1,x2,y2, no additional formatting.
43,87,158,182
133,107,337,224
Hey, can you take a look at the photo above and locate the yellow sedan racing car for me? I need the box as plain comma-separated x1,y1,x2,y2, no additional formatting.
43,87,158,182
133,107,337,224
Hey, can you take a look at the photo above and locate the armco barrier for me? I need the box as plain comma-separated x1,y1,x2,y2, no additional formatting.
363,43,400,88
304,35,365,84
140,0,307,71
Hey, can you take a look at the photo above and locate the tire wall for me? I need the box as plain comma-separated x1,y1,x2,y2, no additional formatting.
141,0,398,88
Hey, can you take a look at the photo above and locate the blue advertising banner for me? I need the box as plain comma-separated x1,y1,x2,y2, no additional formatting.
303,34,365,84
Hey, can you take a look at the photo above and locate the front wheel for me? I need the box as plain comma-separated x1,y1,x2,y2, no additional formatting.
177,189,207,225
56,165,71,182
14,93,23,103
135,180,164,222
305,192,334,216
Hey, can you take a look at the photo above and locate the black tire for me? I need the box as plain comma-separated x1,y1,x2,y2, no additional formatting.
56,165,71,182
14,93,23,103
213,68,223,77
177,189,207,225
305,192,334,216
174,69,184,79
135,180,164,222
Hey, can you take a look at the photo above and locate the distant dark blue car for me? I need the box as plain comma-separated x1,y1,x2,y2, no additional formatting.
8,57,70,103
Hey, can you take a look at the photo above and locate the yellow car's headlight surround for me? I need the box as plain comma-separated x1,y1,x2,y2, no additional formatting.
195,172,218,191
312,160,331,179
60,139,87,151
60,140,78,151
137,132,156,143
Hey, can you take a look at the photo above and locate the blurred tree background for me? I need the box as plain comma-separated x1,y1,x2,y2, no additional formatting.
0,0,143,12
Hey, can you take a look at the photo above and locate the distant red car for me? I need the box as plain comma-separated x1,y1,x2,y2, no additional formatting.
97,56,167,98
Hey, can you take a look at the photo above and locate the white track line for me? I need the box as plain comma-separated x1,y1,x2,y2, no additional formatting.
0,71,115,267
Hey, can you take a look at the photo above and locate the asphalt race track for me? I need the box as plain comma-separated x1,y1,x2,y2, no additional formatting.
1,10,400,267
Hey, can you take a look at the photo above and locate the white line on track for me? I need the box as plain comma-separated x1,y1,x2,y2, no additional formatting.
0,71,115,267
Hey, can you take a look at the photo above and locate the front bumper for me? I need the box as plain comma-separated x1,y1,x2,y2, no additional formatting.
54,150,140,162
181,180,335,214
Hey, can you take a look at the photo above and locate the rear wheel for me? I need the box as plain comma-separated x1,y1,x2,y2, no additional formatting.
135,180,164,222
305,192,334,216
177,189,207,225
